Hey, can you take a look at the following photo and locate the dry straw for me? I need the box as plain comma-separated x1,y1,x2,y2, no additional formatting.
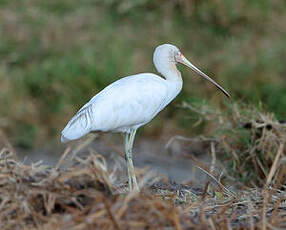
0,102,285,229
0,146,284,229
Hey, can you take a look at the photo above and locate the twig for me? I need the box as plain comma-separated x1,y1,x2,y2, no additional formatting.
263,142,284,230
71,134,96,159
266,142,284,187
103,199,122,230
196,166,236,198
55,147,71,171
210,142,216,174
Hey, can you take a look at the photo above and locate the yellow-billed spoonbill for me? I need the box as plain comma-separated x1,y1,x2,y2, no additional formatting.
61,44,230,192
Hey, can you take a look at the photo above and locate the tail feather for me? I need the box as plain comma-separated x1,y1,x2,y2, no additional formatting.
61,106,93,143
61,134,71,143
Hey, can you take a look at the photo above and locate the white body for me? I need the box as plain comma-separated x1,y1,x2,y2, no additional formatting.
61,44,185,143
61,44,230,142
61,44,229,192
61,71,182,143
61,43,230,143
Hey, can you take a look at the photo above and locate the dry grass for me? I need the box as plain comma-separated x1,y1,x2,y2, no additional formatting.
183,102,286,188
0,145,285,229
0,102,285,229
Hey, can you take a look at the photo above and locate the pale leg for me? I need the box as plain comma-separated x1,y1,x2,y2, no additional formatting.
125,133,132,192
125,129,139,192
129,129,139,191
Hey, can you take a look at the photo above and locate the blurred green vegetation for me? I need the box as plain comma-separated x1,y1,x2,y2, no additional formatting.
0,0,285,147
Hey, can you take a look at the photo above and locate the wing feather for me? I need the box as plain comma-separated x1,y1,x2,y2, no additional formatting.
61,73,168,142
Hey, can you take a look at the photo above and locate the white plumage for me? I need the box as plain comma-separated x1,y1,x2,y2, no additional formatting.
61,44,230,191
61,73,179,142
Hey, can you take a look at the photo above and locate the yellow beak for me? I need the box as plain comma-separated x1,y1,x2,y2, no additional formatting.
177,54,230,98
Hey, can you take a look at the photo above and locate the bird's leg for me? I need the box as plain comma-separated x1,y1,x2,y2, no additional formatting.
128,129,139,192
125,133,132,192
124,130,139,192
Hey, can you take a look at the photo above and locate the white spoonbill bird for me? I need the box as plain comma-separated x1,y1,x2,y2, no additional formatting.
61,44,230,192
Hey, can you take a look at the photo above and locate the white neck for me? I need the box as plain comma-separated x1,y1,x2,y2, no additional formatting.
156,62,183,107
153,44,183,105
155,59,181,80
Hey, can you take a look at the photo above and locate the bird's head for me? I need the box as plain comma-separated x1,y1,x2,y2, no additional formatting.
153,44,230,98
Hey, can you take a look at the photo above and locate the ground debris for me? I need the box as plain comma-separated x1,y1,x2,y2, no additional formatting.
0,148,285,229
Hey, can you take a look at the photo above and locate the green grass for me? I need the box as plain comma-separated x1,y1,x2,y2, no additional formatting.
0,0,285,147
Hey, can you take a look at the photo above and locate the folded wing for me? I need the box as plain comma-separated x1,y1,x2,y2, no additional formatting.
61,74,168,142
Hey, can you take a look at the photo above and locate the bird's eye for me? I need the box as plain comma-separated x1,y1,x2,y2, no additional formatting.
174,51,181,62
